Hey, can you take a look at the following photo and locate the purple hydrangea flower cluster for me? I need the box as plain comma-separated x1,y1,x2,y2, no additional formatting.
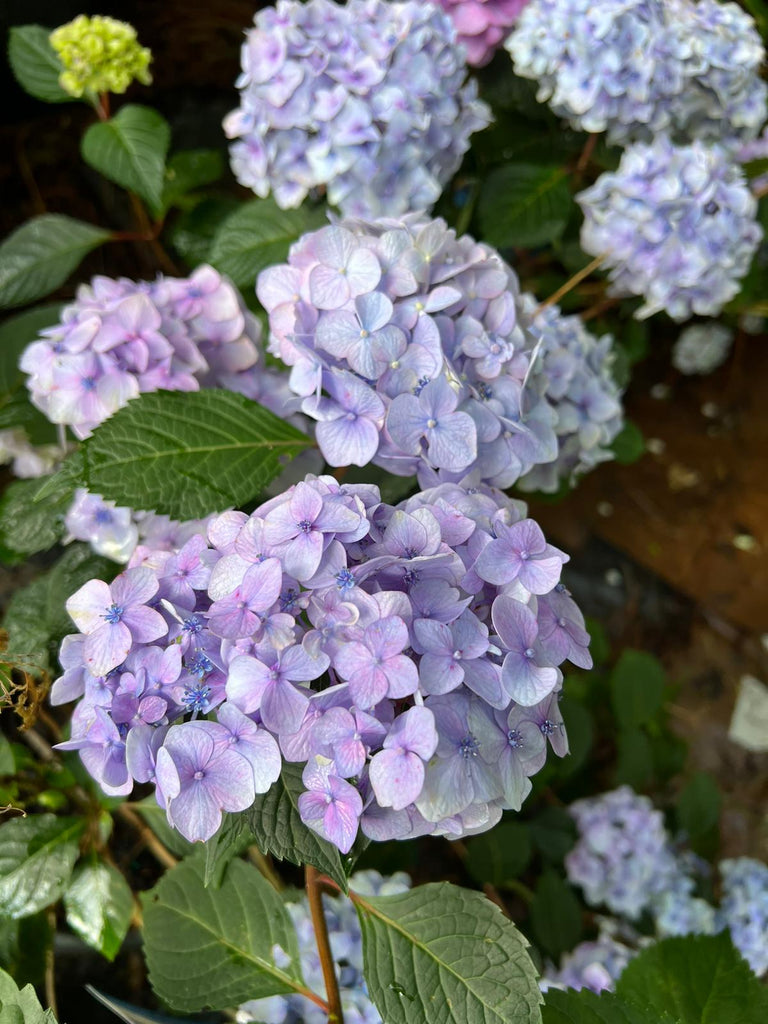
541,925,638,994
565,786,681,920
237,870,409,1024
738,127,768,194
578,137,763,321
672,323,734,375
20,265,268,439
223,0,490,218
437,1,529,67
518,298,623,493
0,428,60,479
718,857,768,976
53,473,592,849
258,215,559,488
506,0,766,149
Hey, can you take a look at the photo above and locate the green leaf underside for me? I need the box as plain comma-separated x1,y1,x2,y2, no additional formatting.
0,215,110,310
0,967,57,1023
0,476,70,558
0,815,84,919
81,105,171,210
355,882,543,1024
142,857,306,1013
7,25,69,104
64,859,133,961
478,164,572,250
210,198,327,288
542,987,676,1024
36,390,312,520
243,761,347,891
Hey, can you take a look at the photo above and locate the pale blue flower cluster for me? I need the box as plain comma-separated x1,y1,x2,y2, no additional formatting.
237,871,409,1024
258,215,560,489
672,323,734,375
518,298,623,492
52,473,591,850
506,0,766,149
718,858,768,976
223,0,490,218
578,136,762,321
541,924,638,994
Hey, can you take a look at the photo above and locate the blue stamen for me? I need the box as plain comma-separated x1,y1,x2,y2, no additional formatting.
103,603,124,624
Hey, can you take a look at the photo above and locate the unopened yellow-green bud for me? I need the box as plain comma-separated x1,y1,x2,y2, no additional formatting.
50,14,152,99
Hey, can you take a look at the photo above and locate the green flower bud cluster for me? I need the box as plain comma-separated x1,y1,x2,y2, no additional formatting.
50,15,152,99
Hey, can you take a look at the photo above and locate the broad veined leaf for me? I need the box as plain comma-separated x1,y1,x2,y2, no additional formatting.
0,967,58,1023
0,215,110,310
530,870,583,961
7,25,69,104
35,390,313,520
0,476,71,559
159,149,225,214
64,858,134,961
142,856,308,1013
477,164,572,250
81,105,171,210
355,881,543,1024
210,198,327,288
610,650,665,730
543,987,677,1024
0,814,84,918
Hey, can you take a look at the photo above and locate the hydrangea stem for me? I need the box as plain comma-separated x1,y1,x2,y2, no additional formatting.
306,865,345,1024
536,255,605,314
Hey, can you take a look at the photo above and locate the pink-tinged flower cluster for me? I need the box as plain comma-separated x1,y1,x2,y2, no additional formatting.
19,265,281,439
438,1,528,66
224,0,490,217
53,474,591,849
258,214,559,490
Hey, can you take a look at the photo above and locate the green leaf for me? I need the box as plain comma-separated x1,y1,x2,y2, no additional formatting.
81,105,171,210
0,304,63,395
0,215,110,310
37,390,312,520
610,651,665,730
530,870,582,961
543,987,672,1024
7,25,69,105
169,197,241,267
530,807,577,864
676,772,721,843
64,858,133,961
616,933,768,1024
477,164,572,250
142,856,306,1013
160,149,225,213
613,728,654,789
0,476,71,559
0,814,84,918
465,823,532,887
134,797,196,859
209,198,327,289
242,761,347,891
610,422,645,465
355,881,543,1024
0,967,57,1023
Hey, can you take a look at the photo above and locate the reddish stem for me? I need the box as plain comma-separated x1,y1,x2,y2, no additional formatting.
306,866,345,1024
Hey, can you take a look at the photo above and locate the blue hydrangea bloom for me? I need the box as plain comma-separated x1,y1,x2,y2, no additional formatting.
718,857,768,976
52,474,591,849
672,323,734,375
518,298,624,492
224,0,490,218
258,215,560,488
578,136,763,321
506,0,766,149
237,871,410,1024
541,926,638,994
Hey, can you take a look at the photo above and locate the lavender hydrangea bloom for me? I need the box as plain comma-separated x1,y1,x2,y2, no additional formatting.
565,786,681,919
438,1,528,66
53,474,589,849
237,870,410,1024
672,323,734,375
540,928,638,994
507,0,766,149
259,215,559,487
578,137,763,321
718,857,768,976
518,299,624,492
224,0,490,218
20,266,266,438
0,428,60,479
64,489,139,563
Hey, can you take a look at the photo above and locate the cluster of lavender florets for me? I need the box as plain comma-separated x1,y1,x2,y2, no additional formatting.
18,265,295,439
518,299,624,492
223,0,490,218
438,1,529,67
507,0,767,149
578,136,763,321
672,323,734,375
258,215,561,489
237,870,409,1024
718,858,768,976
541,922,639,995
53,473,592,851
0,428,60,479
